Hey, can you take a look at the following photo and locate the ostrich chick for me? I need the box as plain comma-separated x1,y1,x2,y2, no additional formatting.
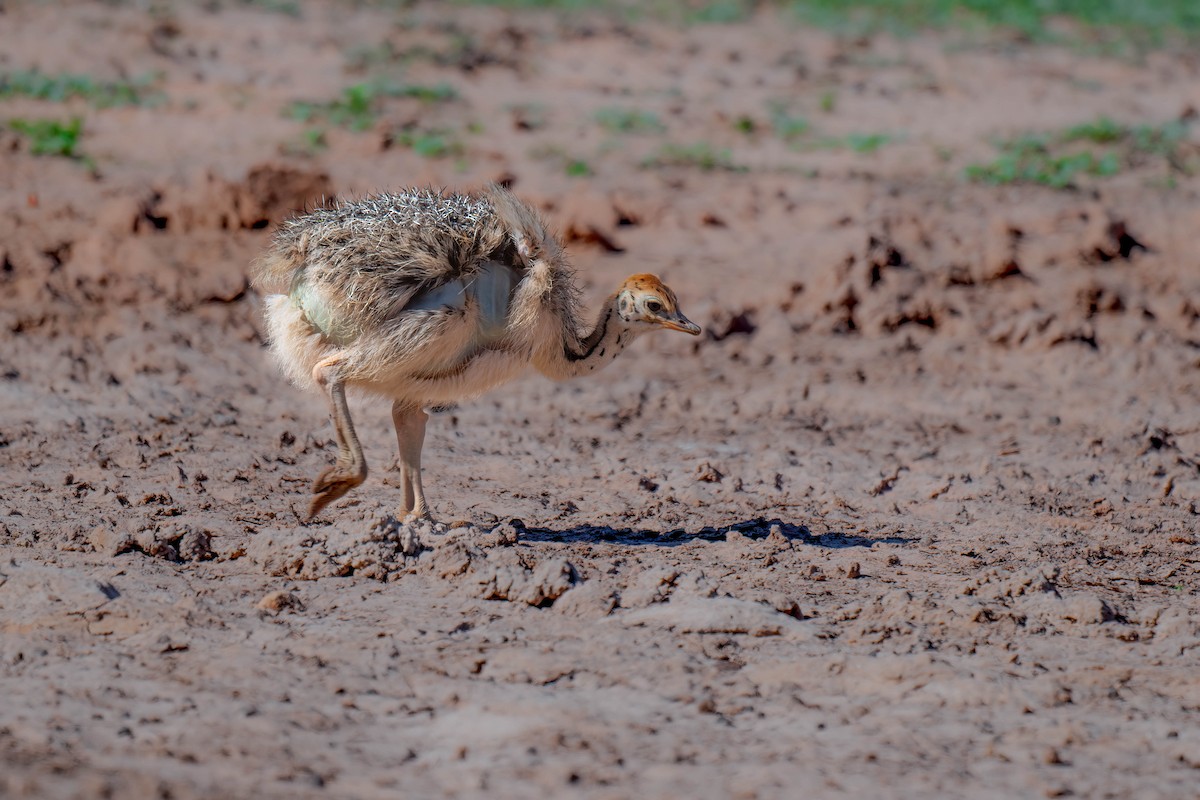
254,185,701,522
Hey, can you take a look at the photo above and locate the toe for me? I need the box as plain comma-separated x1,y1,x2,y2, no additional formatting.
401,506,432,523
307,484,351,521
306,467,364,521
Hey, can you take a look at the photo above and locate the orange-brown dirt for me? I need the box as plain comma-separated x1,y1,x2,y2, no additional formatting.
2,3,1199,798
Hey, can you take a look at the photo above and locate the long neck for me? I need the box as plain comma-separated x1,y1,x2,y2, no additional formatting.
538,293,639,380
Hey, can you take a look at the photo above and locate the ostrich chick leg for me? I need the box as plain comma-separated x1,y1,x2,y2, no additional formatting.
307,357,368,521
391,402,430,520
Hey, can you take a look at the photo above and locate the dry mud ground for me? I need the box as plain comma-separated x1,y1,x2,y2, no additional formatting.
2,2,1200,798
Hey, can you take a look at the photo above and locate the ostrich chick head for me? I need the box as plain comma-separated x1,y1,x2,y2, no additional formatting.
616,274,701,336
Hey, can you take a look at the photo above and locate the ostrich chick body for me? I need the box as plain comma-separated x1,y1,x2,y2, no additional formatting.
254,185,700,521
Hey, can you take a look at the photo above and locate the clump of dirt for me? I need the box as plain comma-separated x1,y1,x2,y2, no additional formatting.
90,522,215,562
248,516,581,608
249,515,429,580
477,556,579,606
256,589,306,614
146,163,333,235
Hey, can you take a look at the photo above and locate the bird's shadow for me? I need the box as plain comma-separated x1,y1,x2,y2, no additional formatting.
517,517,914,549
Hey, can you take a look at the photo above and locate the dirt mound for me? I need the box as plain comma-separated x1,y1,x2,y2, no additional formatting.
1,163,329,339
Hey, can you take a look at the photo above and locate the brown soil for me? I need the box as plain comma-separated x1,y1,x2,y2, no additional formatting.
2,3,1199,798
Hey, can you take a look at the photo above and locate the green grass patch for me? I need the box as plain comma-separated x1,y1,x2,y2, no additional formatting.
245,0,302,16
391,127,464,158
1127,120,1192,157
751,101,897,153
9,117,93,168
11,117,83,157
565,158,593,176
396,83,459,103
682,0,752,23
527,142,592,174
770,107,810,141
455,0,1200,46
787,0,1200,46
966,139,1119,188
289,84,377,131
450,0,614,8
475,0,755,22
0,69,162,108
289,80,457,132
1064,116,1125,143
642,141,742,170
844,132,892,153
281,127,328,157
966,117,1193,188
595,107,666,134
800,131,895,153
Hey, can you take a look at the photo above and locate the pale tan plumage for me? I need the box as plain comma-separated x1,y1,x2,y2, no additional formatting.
253,185,700,521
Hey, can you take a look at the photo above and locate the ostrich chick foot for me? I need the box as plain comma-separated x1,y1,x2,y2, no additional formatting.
398,504,432,524
307,463,366,521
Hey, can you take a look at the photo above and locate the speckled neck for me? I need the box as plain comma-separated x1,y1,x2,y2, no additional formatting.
559,293,641,377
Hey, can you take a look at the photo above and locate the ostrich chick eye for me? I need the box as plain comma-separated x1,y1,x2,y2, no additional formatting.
645,300,663,314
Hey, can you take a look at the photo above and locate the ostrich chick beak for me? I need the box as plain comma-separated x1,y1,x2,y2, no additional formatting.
661,313,702,336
